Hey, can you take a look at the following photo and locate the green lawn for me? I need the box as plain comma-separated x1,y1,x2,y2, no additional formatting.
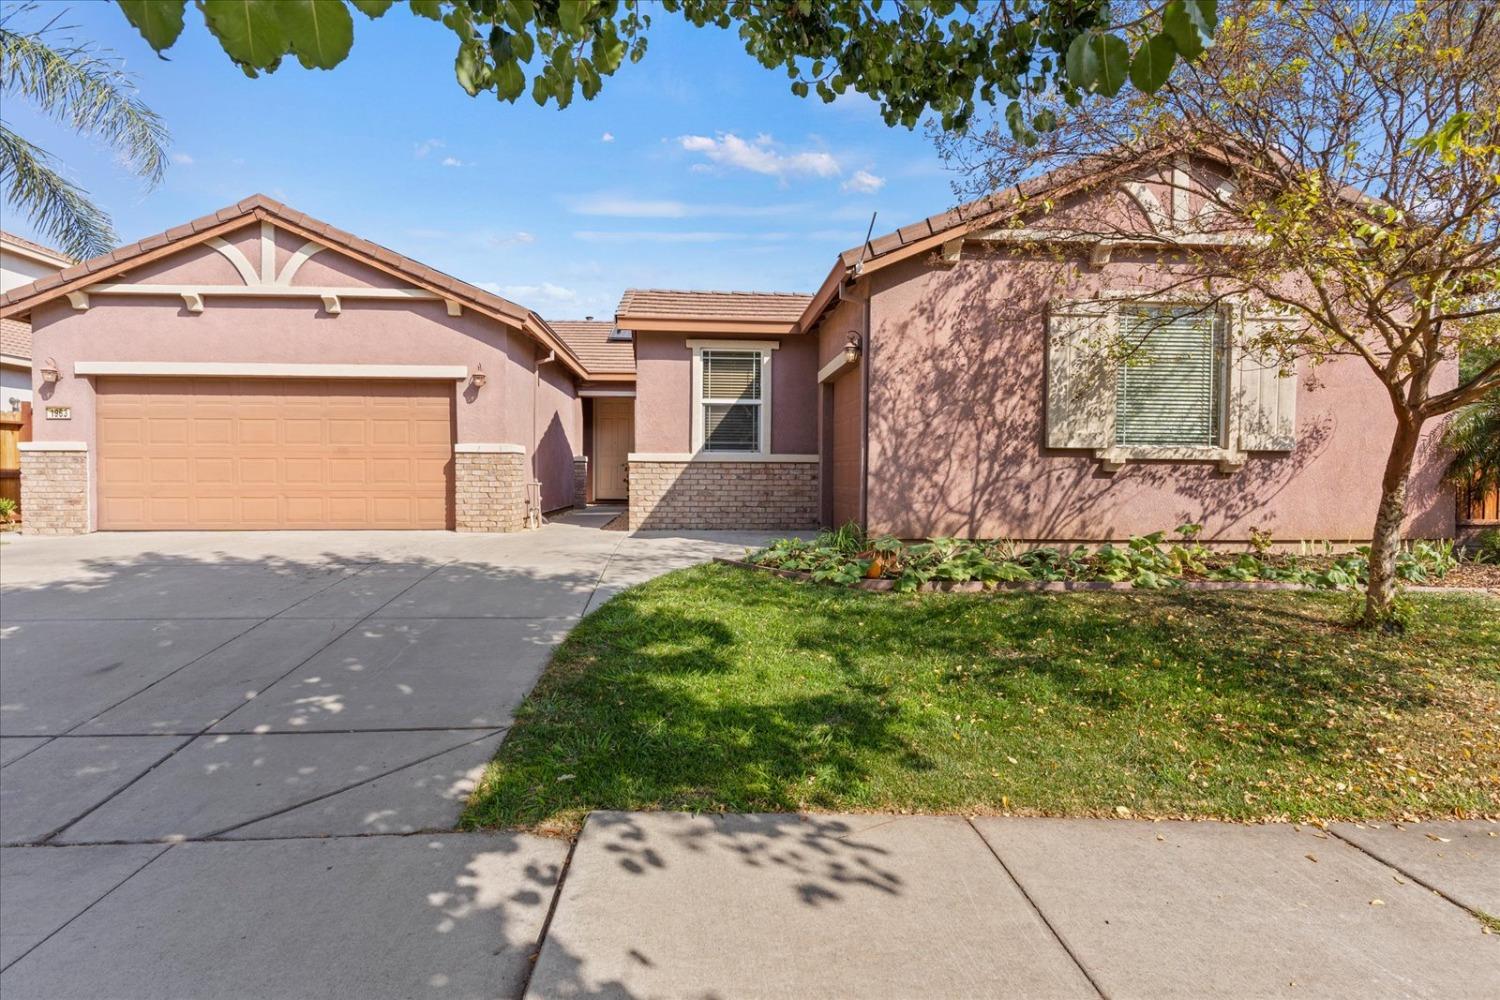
462,564,1500,835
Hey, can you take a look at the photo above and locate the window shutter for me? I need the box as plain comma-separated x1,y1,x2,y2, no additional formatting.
1046,300,1117,449
1234,311,1298,451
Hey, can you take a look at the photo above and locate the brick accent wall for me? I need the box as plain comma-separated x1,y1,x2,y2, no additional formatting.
455,450,528,532
629,459,820,531
20,447,88,535
573,456,589,507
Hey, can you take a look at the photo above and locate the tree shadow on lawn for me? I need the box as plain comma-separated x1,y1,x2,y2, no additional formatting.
464,566,1499,829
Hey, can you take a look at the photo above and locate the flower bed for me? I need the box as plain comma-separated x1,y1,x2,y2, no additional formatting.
746,524,1463,593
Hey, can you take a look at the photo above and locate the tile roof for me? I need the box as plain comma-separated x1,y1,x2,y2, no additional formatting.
0,194,591,379
616,289,812,323
1,317,30,360
550,320,635,375
0,230,71,266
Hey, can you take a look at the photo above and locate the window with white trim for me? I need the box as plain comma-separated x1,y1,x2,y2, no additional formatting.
1114,304,1228,447
697,349,765,453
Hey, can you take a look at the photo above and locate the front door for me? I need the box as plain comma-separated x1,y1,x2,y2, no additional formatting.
593,397,633,500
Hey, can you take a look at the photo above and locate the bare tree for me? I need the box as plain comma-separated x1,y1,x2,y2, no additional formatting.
937,0,1500,625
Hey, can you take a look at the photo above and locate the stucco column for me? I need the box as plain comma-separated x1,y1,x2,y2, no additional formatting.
454,444,528,532
19,442,89,535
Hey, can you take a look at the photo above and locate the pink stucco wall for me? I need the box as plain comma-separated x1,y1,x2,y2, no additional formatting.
815,293,867,527
859,248,1455,543
632,330,819,454
28,224,581,522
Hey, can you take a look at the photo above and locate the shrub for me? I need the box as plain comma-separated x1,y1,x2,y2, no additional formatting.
747,525,1460,592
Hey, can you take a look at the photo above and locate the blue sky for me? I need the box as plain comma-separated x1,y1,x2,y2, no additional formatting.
2,3,959,319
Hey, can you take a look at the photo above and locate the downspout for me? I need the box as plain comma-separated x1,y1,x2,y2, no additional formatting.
858,294,871,533
531,349,556,529
848,213,876,534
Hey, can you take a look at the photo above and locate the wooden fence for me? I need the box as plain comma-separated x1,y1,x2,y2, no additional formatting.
1457,477,1499,525
0,403,32,510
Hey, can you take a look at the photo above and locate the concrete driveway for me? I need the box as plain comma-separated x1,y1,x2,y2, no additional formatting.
0,511,776,998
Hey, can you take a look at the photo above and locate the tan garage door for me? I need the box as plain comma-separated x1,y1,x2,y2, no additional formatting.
97,377,454,530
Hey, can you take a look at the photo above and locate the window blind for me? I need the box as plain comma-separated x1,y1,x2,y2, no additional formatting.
701,352,761,401
1115,305,1226,446
701,351,762,451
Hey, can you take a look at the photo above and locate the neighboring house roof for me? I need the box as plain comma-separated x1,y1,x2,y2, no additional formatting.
0,230,72,268
617,289,813,335
0,317,31,362
550,320,635,376
0,194,600,380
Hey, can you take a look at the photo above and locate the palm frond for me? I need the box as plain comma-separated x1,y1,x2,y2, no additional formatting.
0,125,116,259
1443,394,1500,490
0,15,170,184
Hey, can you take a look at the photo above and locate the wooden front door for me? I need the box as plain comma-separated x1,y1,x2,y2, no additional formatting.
593,397,633,500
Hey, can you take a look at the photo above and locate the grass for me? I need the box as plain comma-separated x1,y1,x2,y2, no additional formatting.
461,564,1500,836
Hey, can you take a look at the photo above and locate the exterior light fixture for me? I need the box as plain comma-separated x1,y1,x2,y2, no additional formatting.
843,333,862,366
39,357,61,383
470,365,487,390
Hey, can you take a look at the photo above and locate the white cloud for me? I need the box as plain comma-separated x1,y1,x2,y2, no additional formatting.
170,152,195,166
484,281,579,305
573,230,793,244
842,170,885,194
413,138,445,159
440,156,474,168
566,194,807,219
677,133,840,179
601,131,615,143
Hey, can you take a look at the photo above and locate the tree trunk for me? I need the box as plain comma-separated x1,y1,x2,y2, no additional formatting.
1363,418,1423,625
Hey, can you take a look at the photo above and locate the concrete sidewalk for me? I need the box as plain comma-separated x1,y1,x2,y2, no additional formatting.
529,812,1499,1000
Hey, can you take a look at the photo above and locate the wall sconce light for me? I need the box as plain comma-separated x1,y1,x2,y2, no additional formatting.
39,357,61,383
843,333,862,367
470,365,487,390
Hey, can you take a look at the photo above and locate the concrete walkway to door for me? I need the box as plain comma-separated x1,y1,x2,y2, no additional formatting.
0,510,782,998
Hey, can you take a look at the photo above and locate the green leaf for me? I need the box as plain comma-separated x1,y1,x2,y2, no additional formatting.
409,0,442,20
1163,0,1217,61
1064,31,1099,90
455,41,485,96
1129,33,1176,93
495,58,525,100
275,0,355,70
1093,33,1129,97
558,0,586,35
348,0,392,17
201,0,290,70
116,0,187,51
512,29,535,63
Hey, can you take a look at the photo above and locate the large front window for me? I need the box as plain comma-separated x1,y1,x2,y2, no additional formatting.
1114,304,1228,447
699,349,764,452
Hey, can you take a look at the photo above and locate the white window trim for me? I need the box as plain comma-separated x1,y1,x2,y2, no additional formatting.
690,342,774,456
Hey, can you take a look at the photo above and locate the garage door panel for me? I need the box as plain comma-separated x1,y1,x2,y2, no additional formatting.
97,378,454,530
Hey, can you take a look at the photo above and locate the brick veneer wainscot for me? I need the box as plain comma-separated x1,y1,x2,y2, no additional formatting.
573,456,589,507
20,447,89,535
455,450,529,532
628,459,820,531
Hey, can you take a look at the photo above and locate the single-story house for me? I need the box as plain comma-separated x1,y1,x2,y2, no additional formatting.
1,230,73,410
0,148,1454,542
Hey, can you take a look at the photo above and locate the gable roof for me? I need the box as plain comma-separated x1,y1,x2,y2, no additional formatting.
0,230,72,269
550,320,635,376
616,288,813,335
1,317,30,361
797,140,1215,333
0,194,592,379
